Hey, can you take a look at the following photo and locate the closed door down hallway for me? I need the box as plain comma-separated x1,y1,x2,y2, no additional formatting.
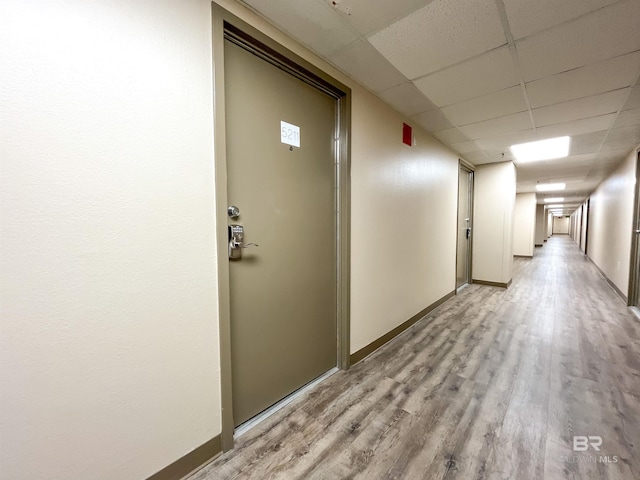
192,237,640,480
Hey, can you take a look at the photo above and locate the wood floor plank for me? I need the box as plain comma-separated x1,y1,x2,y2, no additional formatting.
192,237,640,480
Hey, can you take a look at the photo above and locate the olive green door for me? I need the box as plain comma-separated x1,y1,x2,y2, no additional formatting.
457,165,473,288
224,39,337,427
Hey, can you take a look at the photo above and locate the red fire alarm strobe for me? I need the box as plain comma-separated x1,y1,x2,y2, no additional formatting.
402,123,412,146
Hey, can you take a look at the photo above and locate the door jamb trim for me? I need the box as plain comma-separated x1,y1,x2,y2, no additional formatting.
628,150,640,306
211,3,351,452
456,160,475,291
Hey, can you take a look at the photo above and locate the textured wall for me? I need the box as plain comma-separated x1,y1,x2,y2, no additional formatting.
473,162,516,284
553,216,570,234
588,149,637,296
0,2,220,479
514,193,536,256
350,87,458,353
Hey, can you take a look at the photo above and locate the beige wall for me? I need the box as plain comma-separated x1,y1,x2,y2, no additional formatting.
350,91,458,353
472,162,516,284
587,148,638,296
547,212,553,239
513,193,536,256
0,1,220,479
553,216,570,234
535,204,546,246
0,1,461,478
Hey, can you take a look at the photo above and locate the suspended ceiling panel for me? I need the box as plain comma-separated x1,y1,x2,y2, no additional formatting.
242,0,358,56
333,0,429,36
377,82,438,116
525,51,640,108
441,86,527,126
531,89,630,127
368,0,506,79
413,46,519,107
516,1,640,81
327,40,406,92
239,0,640,208
503,0,620,40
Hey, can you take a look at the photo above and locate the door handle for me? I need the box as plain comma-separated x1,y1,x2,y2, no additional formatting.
466,227,471,239
229,224,258,260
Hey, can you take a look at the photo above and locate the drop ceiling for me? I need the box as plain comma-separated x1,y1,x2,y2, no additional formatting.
239,0,640,214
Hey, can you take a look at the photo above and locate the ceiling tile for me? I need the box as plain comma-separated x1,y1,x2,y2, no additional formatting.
433,128,469,144
458,111,532,139
411,109,454,133
368,0,506,79
328,40,406,93
532,89,630,127
503,0,619,40
450,140,481,154
516,0,640,81
605,125,640,142
600,139,638,152
570,130,608,146
472,154,504,165
480,151,515,164
242,0,358,57
571,143,601,155
526,51,640,108
535,114,616,138
564,153,598,164
475,130,536,150
413,46,519,107
441,86,527,126
623,86,640,110
336,0,430,36
613,108,640,128
597,148,633,162
377,82,438,116
462,151,490,163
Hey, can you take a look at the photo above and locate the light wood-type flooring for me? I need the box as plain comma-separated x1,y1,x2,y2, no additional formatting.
192,236,640,479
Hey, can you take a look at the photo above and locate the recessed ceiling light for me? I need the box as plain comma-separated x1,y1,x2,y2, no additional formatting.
544,197,564,203
546,204,563,208
511,136,570,163
536,182,566,192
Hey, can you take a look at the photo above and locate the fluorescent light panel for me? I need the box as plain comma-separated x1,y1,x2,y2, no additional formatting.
544,197,564,203
510,136,570,163
536,182,566,192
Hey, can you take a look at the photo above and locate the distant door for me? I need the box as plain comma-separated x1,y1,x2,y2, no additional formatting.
224,38,338,427
457,165,473,288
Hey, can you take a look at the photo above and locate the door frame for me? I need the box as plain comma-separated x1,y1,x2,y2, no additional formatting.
212,4,351,451
628,150,640,307
456,159,475,290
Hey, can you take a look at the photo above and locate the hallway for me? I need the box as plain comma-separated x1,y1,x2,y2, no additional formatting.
194,237,640,480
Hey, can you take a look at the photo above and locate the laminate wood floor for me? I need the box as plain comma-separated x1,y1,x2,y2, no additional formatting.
192,236,640,480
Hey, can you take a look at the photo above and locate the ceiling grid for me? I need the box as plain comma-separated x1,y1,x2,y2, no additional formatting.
240,0,640,211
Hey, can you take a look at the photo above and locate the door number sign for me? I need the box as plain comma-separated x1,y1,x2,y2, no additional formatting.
281,121,300,148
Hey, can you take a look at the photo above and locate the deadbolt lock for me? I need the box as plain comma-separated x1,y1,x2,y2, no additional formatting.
228,205,240,219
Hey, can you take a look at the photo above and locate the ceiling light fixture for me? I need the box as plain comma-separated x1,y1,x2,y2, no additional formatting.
536,182,566,192
546,204,563,208
510,136,570,163
544,197,564,203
